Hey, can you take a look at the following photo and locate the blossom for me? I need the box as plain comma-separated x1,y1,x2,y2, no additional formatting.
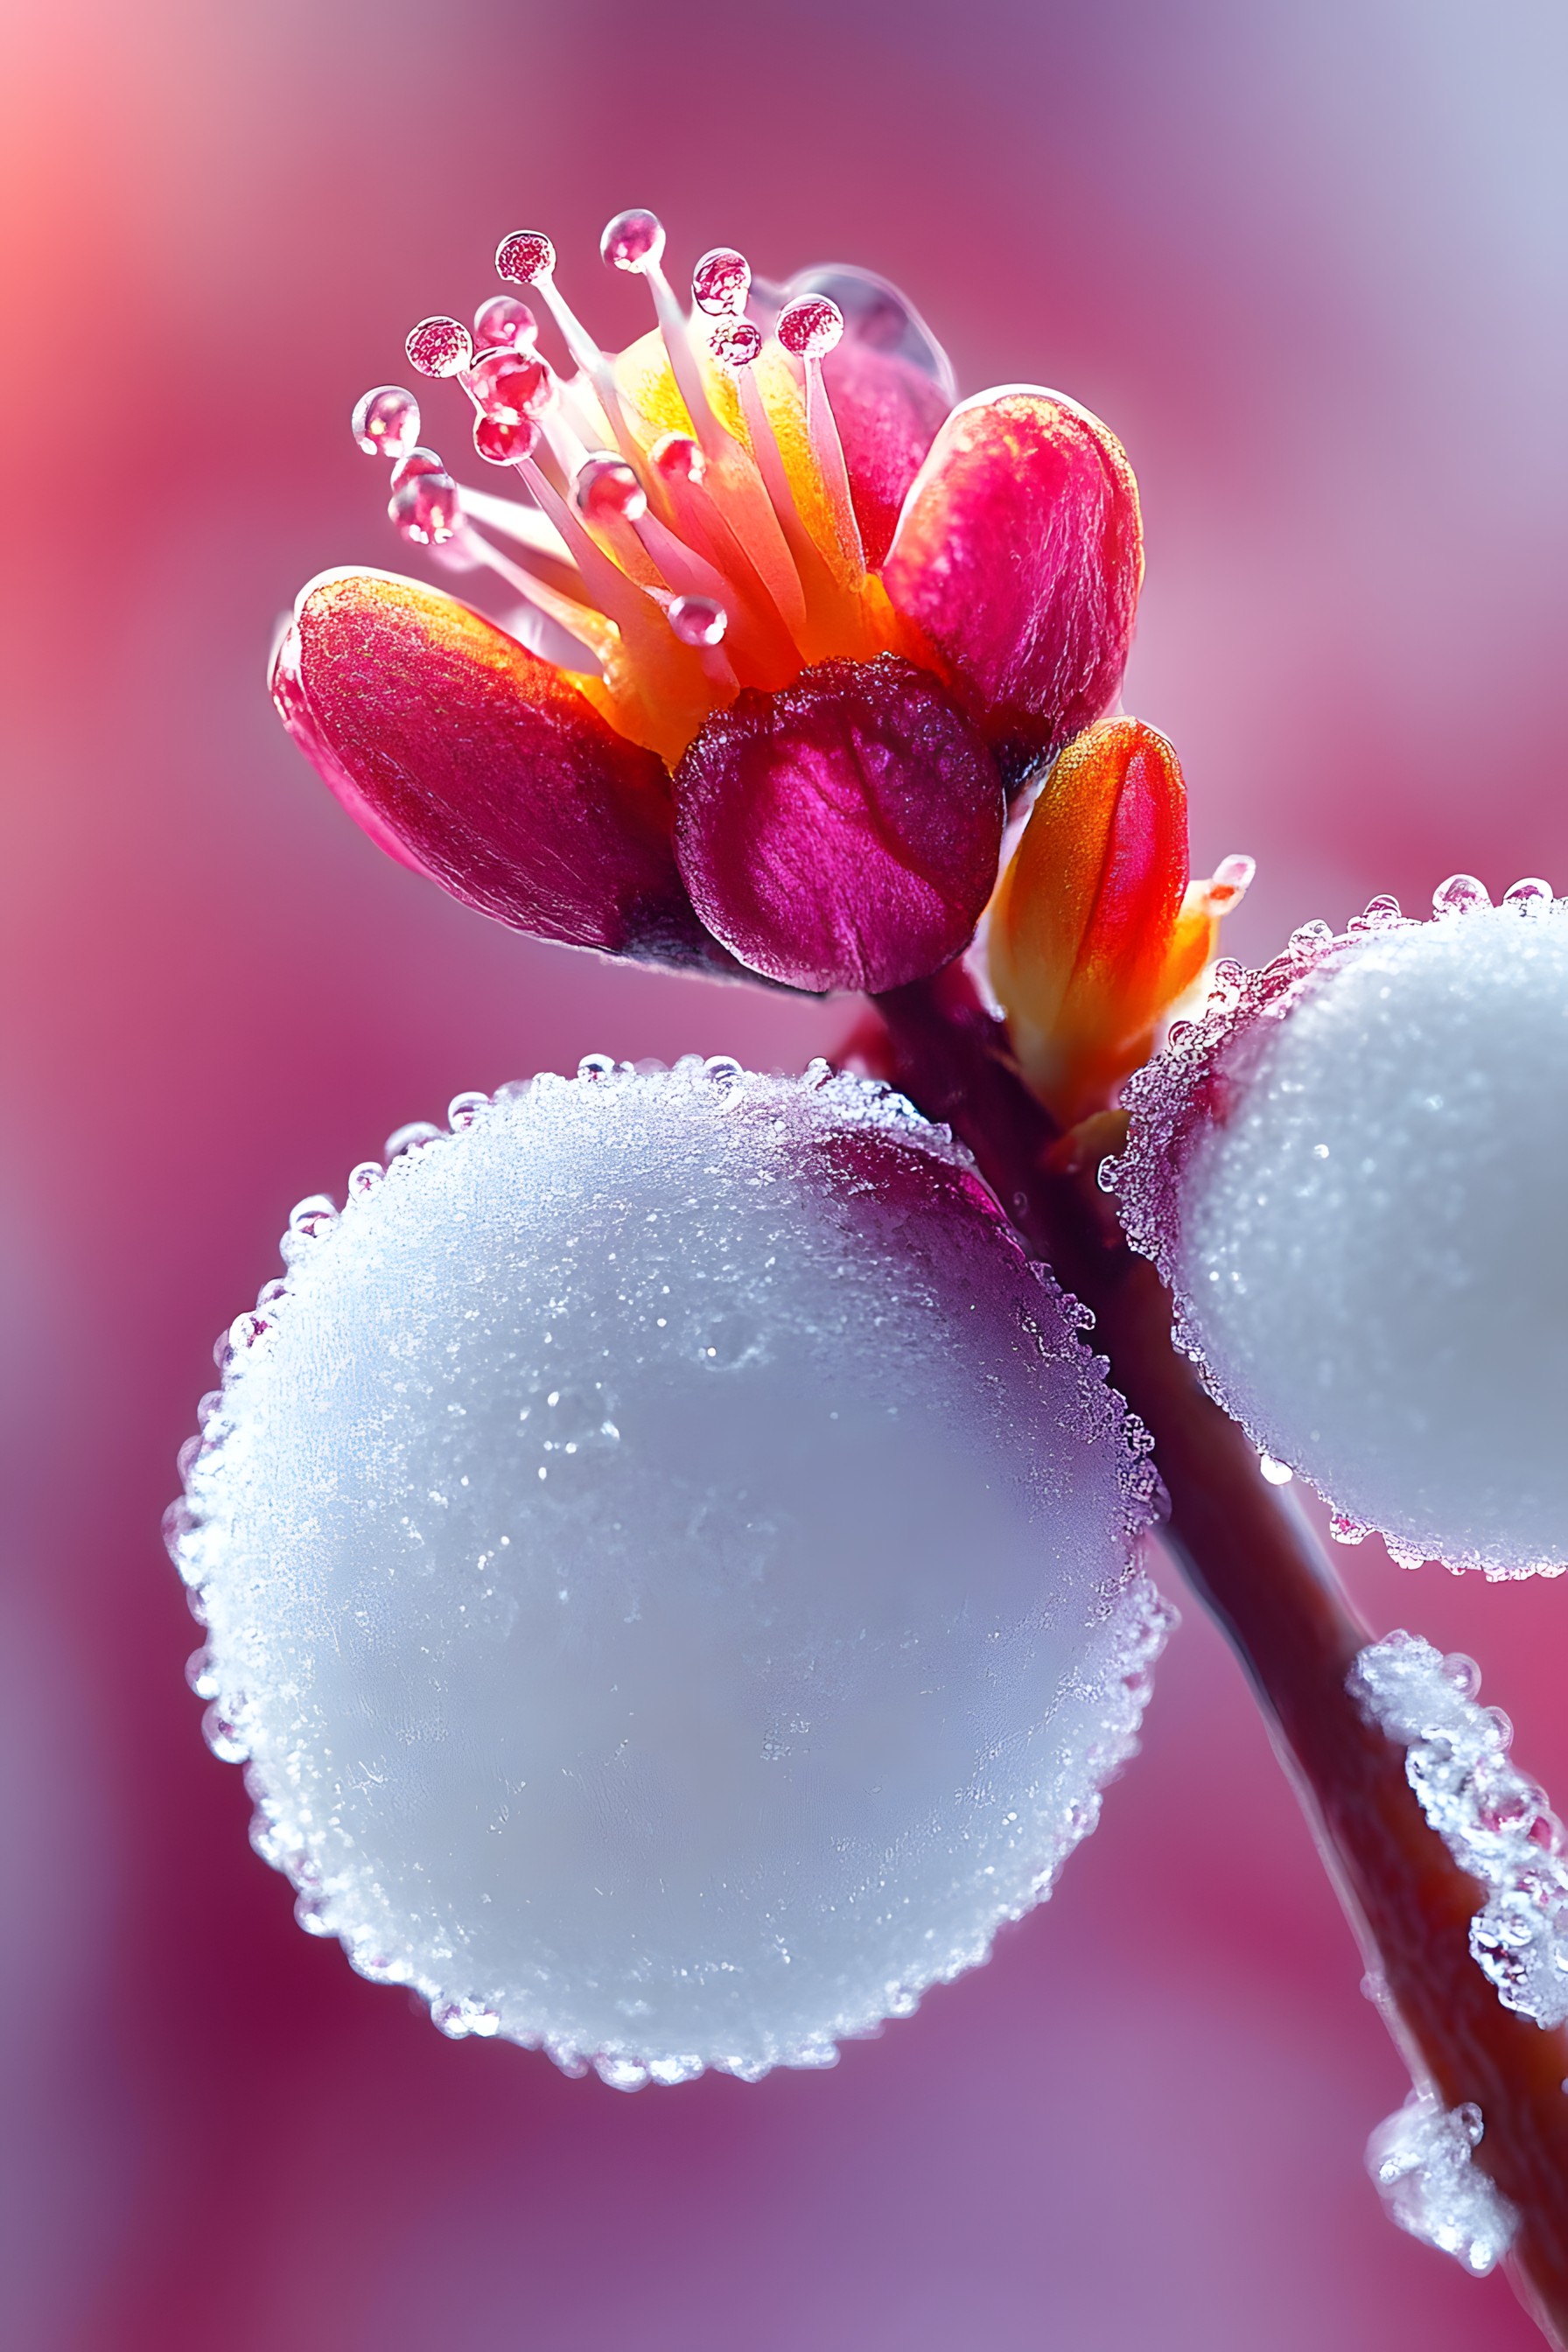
273,213,1144,995
987,718,1252,1123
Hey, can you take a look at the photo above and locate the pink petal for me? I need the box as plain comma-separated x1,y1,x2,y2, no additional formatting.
272,569,727,970
822,340,952,571
673,655,1004,994
882,388,1144,786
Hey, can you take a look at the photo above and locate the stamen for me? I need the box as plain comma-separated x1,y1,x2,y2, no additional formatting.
691,248,752,317
498,226,644,475
576,453,648,527
388,468,462,545
519,456,665,645
667,594,737,691
458,527,612,674
466,349,551,421
1200,855,1256,916
601,207,732,465
405,318,474,380
352,385,421,459
472,294,537,352
776,297,864,577
454,486,575,566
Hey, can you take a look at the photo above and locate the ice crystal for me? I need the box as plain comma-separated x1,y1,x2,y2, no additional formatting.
1350,1630,1568,2027
1113,885,1568,1577
1366,2089,1519,2276
169,1058,1166,2084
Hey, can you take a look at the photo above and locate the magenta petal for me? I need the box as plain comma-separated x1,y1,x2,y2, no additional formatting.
272,568,728,971
882,388,1144,785
673,656,1004,994
822,340,952,571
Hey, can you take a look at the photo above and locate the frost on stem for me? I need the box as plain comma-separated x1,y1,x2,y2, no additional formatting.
1350,1631,1568,2029
168,1060,1168,2087
1367,2088,1520,2276
1112,881,1568,1578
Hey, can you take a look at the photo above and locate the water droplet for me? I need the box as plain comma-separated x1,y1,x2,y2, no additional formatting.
467,348,550,419
405,317,473,379
473,294,536,351
1443,1651,1482,1698
496,229,555,285
186,1646,220,1698
347,1160,384,1197
1432,873,1491,917
289,1194,338,1242
776,296,844,360
1287,919,1334,956
577,453,647,523
294,1889,334,1936
203,1700,250,1763
1258,1454,1293,1485
577,1053,616,1082
1504,877,1553,915
703,1054,744,1087
472,413,538,467
707,316,762,370
1351,892,1404,932
692,247,751,315
388,471,461,544
177,1433,204,1482
668,594,726,648
600,208,665,274
351,384,421,459
651,431,705,485
446,1091,490,1130
384,1121,443,1161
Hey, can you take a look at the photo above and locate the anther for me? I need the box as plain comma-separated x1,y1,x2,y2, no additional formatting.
405,318,474,379
495,231,556,287
577,453,648,525
668,595,727,648
388,446,445,489
692,248,752,317
651,432,707,486
352,385,421,459
466,349,552,421
389,470,462,544
707,317,763,371
1201,855,1256,916
473,294,536,351
600,209,666,274
473,414,542,467
776,297,844,360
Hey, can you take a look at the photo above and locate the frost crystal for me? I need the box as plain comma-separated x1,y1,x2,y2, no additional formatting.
1366,2089,1518,2275
169,1057,1166,2085
1113,886,1568,1578
1349,1630,1568,2027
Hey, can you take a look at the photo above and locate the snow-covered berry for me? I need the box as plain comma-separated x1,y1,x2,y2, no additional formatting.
1113,884,1568,1578
170,1060,1167,2086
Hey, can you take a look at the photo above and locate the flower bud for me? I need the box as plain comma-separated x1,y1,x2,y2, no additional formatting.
987,718,1248,1123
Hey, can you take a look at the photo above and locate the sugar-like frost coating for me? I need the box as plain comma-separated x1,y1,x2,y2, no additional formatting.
170,1058,1166,2085
1112,886,1568,1577
1366,2088,1519,2276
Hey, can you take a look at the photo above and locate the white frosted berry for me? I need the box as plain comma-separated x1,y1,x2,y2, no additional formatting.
1115,887,1568,1578
171,1059,1166,2086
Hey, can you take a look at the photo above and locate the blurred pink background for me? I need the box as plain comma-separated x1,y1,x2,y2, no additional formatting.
4,1,1566,2343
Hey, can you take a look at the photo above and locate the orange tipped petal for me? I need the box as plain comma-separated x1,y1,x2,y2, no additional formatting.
883,388,1143,787
990,719,1233,1121
272,569,725,971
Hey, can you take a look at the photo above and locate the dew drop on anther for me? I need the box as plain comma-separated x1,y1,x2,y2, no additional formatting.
576,454,648,524
473,294,536,352
405,317,474,380
496,230,556,286
352,384,421,459
776,297,844,360
668,595,726,648
1433,874,1491,917
707,316,763,371
692,247,751,315
388,469,461,543
600,209,665,274
175,1063,1165,2085
388,445,444,490
472,414,538,467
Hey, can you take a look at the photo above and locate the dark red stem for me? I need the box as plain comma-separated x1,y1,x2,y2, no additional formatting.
872,962,1568,2344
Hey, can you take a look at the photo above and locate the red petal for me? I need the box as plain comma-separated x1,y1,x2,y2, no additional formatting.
272,569,725,970
822,340,951,571
882,388,1143,785
673,655,1004,994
